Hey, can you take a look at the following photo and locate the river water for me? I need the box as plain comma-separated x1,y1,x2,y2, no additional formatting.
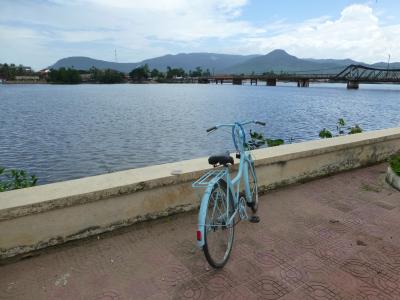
1,82,399,184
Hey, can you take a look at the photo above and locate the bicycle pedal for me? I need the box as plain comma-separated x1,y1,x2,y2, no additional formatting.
246,201,254,208
249,216,260,223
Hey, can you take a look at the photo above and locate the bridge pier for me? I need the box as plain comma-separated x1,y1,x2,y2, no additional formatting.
266,79,277,86
297,79,309,87
347,80,359,89
198,78,210,84
250,79,257,85
233,78,243,85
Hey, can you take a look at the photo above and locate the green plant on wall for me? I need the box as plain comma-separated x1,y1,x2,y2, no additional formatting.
266,138,284,147
349,125,363,134
319,128,333,138
319,118,363,139
245,130,284,150
0,167,37,192
337,118,346,135
390,154,400,176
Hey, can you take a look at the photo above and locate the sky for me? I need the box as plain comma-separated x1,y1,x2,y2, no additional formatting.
1,0,399,69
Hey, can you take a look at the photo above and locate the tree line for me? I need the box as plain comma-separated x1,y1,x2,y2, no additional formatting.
48,68,82,84
48,67,126,84
0,63,34,80
47,64,212,84
129,64,211,82
0,63,212,84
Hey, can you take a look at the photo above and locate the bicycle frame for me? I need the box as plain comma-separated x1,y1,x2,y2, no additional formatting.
194,121,258,248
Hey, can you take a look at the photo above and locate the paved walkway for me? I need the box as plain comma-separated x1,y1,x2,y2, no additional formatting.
1,164,400,299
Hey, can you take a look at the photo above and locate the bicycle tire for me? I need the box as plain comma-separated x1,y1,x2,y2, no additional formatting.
203,179,235,268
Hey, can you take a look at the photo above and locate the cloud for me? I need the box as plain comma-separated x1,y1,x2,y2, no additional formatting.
237,4,398,63
0,0,257,68
0,2,398,69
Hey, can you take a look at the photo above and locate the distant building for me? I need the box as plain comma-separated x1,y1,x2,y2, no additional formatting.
39,69,51,80
80,73,92,82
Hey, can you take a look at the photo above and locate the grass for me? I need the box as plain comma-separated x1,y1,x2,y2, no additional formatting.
390,154,400,176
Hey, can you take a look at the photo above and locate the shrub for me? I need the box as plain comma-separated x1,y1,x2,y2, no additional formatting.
319,128,333,138
349,125,363,134
390,154,400,176
0,167,37,192
267,139,284,147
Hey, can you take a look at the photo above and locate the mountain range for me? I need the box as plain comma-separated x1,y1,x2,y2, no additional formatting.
51,50,400,75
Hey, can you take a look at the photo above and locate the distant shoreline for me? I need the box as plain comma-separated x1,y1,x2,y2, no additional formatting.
3,80,48,84
2,79,199,85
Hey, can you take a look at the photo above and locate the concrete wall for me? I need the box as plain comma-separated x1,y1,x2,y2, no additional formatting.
1,127,400,259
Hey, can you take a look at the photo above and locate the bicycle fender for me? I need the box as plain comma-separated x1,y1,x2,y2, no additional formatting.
197,185,213,248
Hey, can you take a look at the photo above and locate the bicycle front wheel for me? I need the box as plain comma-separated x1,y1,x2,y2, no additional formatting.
203,179,235,268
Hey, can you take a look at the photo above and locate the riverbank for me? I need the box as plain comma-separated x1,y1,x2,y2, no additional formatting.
4,80,47,84
1,80,195,84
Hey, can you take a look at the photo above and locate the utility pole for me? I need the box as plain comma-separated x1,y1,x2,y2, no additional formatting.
386,53,391,78
114,49,118,63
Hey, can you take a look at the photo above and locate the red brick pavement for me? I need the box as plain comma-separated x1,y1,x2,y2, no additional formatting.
1,164,400,299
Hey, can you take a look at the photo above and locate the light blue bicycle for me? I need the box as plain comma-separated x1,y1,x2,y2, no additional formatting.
193,120,265,268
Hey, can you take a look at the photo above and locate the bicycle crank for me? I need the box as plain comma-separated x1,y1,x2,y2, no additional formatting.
238,196,249,220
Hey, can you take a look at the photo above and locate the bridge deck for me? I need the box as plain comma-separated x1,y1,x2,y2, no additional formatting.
1,163,400,299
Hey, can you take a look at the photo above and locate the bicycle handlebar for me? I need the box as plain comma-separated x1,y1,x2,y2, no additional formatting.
206,120,265,132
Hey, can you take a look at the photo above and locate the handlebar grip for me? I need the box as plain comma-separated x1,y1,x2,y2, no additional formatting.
206,126,217,132
256,121,266,126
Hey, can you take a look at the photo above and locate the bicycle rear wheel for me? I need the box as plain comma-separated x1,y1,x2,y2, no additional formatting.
203,179,235,268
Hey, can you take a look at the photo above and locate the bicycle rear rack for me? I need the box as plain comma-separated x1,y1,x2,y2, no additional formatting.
192,169,227,189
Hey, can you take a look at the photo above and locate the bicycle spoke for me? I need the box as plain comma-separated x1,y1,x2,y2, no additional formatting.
215,193,223,218
210,194,218,223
